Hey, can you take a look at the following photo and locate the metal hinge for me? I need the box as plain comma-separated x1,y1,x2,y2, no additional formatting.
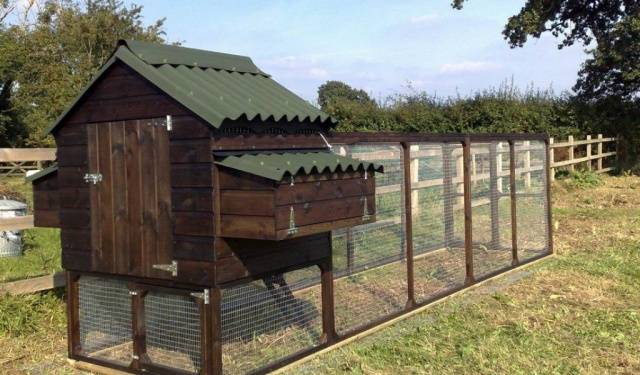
362,196,371,222
132,354,140,361
83,173,102,185
287,206,298,235
165,115,173,131
128,290,139,296
152,260,178,277
190,289,210,305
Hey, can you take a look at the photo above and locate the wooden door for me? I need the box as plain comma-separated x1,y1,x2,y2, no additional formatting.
87,119,173,279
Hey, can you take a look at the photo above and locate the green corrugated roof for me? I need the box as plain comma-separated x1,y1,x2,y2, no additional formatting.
215,152,383,181
47,40,335,134
25,164,58,182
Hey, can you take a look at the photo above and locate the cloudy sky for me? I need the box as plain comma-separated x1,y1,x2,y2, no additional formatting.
125,0,587,103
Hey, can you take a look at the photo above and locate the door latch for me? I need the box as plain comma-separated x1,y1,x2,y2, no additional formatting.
152,260,178,277
83,173,102,185
287,206,298,235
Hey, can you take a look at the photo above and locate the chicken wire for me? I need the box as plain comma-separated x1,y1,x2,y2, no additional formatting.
515,140,550,260
145,291,202,373
411,143,466,303
221,266,322,374
469,142,513,279
331,143,407,335
78,276,132,366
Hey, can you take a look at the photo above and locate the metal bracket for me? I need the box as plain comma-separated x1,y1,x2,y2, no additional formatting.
364,170,368,180
362,196,371,222
152,260,178,277
128,290,139,296
290,175,295,186
131,354,140,360
165,114,173,131
287,206,298,235
318,132,333,150
83,173,102,185
190,289,210,305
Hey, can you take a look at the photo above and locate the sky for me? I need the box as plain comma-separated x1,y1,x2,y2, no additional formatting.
123,0,587,103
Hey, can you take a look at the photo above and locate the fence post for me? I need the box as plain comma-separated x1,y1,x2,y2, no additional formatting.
524,140,531,188
211,288,223,375
442,144,455,248
489,142,500,249
338,146,355,274
586,135,592,170
319,256,337,344
509,141,518,266
463,137,474,285
402,142,416,308
545,138,554,255
597,134,603,171
496,142,504,193
568,135,575,172
549,137,555,182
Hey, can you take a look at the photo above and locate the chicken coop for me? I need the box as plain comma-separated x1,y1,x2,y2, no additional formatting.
29,40,552,375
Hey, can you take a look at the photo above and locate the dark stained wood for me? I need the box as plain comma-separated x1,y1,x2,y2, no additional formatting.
66,272,81,356
167,116,213,140
210,288,222,375
220,190,275,216
171,164,213,187
140,121,158,278
173,236,215,262
274,194,374,229
131,289,147,372
169,139,212,163
57,145,88,167
56,123,88,147
57,166,88,188
62,249,92,270
402,142,415,308
32,171,60,228
173,212,215,237
111,122,129,274
545,138,554,254
60,209,91,229
126,121,143,274
275,177,374,205
171,188,213,212
155,120,174,279
60,229,91,250
463,138,474,285
217,168,276,190
509,141,519,266
97,123,115,272
58,188,90,209
33,210,60,227
86,123,99,273
220,215,274,239
275,216,368,240
212,133,327,151
319,255,337,344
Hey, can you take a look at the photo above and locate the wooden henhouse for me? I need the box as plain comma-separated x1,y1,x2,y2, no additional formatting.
29,40,381,374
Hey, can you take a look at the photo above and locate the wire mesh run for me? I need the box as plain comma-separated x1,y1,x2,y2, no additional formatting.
411,143,466,303
332,143,407,335
221,266,322,374
470,142,513,278
145,291,202,373
78,276,132,366
515,140,550,260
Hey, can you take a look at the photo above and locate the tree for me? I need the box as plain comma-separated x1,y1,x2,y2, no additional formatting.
0,0,166,146
317,80,374,111
452,0,640,100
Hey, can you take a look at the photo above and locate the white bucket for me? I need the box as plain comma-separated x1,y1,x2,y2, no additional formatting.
0,198,28,257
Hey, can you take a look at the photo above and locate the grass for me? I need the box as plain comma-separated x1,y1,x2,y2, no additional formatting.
1,173,640,374
0,176,62,282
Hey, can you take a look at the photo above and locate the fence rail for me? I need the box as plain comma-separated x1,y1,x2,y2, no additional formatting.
0,147,56,176
549,134,617,181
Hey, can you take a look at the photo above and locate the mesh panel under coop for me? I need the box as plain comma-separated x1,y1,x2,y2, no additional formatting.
145,291,202,373
221,266,322,374
78,276,132,366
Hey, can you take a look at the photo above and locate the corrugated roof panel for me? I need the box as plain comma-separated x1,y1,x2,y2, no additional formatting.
47,40,335,134
215,152,383,181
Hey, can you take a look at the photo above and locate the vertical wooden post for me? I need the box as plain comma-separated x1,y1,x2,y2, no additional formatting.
489,142,500,249
524,140,531,189
509,141,518,266
586,135,592,170
442,144,455,248
131,288,147,371
402,142,415,308
545,138,554,255
65,272,81,357
319,254,337,344
463,138,474,285
340,146,355,274
210,287,223,375
549,138,555,182
597,134,603,171
568,135,575,172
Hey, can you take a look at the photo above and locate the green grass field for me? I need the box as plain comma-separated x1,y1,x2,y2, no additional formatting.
1,174,639,374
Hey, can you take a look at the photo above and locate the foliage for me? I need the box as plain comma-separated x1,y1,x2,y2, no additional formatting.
0,0,166,147
559,169,603,189
317,80,374,112
0,290,66,337
453,0,640,101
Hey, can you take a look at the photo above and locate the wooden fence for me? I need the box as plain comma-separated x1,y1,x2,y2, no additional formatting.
0,148,56,176
549,134,617,181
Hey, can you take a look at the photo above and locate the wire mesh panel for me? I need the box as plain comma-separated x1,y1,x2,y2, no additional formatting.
411,143,466,303
515,140,549,261
470,142,513,279
78,276,132,366
144,291,202,373
331,143,407,335
221,266,322,374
